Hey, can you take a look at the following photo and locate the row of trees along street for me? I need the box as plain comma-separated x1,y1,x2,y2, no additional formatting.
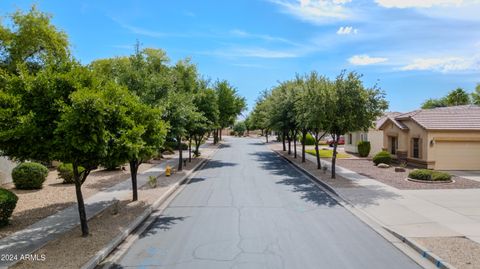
247,71,388,179
0,7,245,236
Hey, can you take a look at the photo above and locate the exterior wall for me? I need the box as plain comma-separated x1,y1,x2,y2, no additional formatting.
427,130,480,170
381,122,409,155
368,129,384,157
345,130,384,157
0,157,17,185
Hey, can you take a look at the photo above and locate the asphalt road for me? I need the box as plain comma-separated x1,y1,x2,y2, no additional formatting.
113,137,421,269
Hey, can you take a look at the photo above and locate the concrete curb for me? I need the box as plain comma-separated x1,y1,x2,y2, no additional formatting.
271,148,447,269
80,145,220,269
386,228,456,269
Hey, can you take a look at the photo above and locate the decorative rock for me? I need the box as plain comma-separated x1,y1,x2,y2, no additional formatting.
395,167,406,172
377,163,390,168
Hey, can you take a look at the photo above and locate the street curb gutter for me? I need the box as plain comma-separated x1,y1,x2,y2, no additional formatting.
271,148,453,269
386,228,455,269
80,145,220,269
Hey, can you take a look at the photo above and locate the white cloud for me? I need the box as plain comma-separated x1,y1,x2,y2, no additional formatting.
375,0,480,8
336,26,358,35
269,0,353,24
400,56,480,72
229,29,299,46
205,47,300,59
348,54,388,65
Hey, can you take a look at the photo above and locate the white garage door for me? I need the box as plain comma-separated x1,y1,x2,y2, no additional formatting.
435,141,480,170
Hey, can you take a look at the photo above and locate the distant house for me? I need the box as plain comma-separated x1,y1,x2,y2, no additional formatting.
345,113,400,157
378,105,480,170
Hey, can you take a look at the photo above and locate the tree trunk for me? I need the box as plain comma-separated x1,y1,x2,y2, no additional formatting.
188,137,192,162
73,163,89,237
214,129,218,144
301,130,306,163
293,130,297,158
178,136,183,171
219,128,222,141
265,130,269,143
287,132,291,155
331,134,340,179
194,135,201,156
282,131,286,151
129,160,139,201
315,139,322,170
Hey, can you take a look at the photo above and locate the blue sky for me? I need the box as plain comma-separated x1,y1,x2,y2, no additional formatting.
1,0,480,113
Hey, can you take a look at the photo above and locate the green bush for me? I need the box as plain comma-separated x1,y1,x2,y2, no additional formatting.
12,162,49,189
57,163,85,184
357,141,371,157
164,141,188,150
409,169,451,181
299,133,315,146
372,151,392,165
0,188,18,226
408,169,432,180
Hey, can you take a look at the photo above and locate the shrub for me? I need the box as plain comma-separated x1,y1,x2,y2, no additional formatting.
299,133,315,146
101,159,124,171
408,169,452,181
408,169,432,180
57,163,85,184
164,141,188,150
357,141,371,157
0,188,18,226
372,151,392,165
12,162,49,189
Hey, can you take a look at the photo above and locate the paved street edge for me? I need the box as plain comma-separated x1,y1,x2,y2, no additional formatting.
270,146,454,269
81,145,221,269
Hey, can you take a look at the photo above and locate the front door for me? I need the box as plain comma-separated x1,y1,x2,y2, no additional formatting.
390,136,397,155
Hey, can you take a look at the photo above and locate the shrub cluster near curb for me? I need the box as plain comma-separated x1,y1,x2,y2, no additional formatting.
372,151,392,165
0,188,18,226
408,169,452,181
12,162,49,189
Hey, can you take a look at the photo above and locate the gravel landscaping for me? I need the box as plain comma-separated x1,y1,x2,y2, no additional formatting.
0,161,161,239
10,154,209,269
415,237,480,269
336,159,480,190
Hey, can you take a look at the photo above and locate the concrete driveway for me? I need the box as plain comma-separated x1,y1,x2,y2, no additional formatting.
112,137,421,269
449,170,480,182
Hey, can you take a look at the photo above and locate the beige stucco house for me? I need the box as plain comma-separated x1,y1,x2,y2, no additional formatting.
345,113,400,157
378,105,480,170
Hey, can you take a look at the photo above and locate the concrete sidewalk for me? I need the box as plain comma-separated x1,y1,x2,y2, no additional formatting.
0,144,216,268
275,143,480,245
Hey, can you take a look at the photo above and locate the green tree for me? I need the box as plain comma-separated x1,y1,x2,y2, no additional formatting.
0,6,69,74
250,90,272,142
297,72,331,169
215,80,246,141
326,71,387,178
472,84,480,105
54,87,110,236
101,85,168,201
233,121,246,136
445,88,470,106
421,98,447,109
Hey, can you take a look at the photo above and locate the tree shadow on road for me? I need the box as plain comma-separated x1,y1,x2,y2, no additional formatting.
200,160,237,170
140,215,188,238
250,151,337,207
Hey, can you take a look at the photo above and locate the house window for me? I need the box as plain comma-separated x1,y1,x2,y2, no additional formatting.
361,133,368,142
412,138,420,158
389,136,397,155
348,134,353,144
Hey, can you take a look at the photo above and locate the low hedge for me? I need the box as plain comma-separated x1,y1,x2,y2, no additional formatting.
357,141,371,157
57,163,85,184
372,151,392,165
299,133,316,146
0,188,18,226
164,141,188,150
12,162,49,189
409,169,452,181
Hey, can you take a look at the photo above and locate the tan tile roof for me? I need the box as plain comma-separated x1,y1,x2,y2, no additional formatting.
375,112,403,129
395,105,480,130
